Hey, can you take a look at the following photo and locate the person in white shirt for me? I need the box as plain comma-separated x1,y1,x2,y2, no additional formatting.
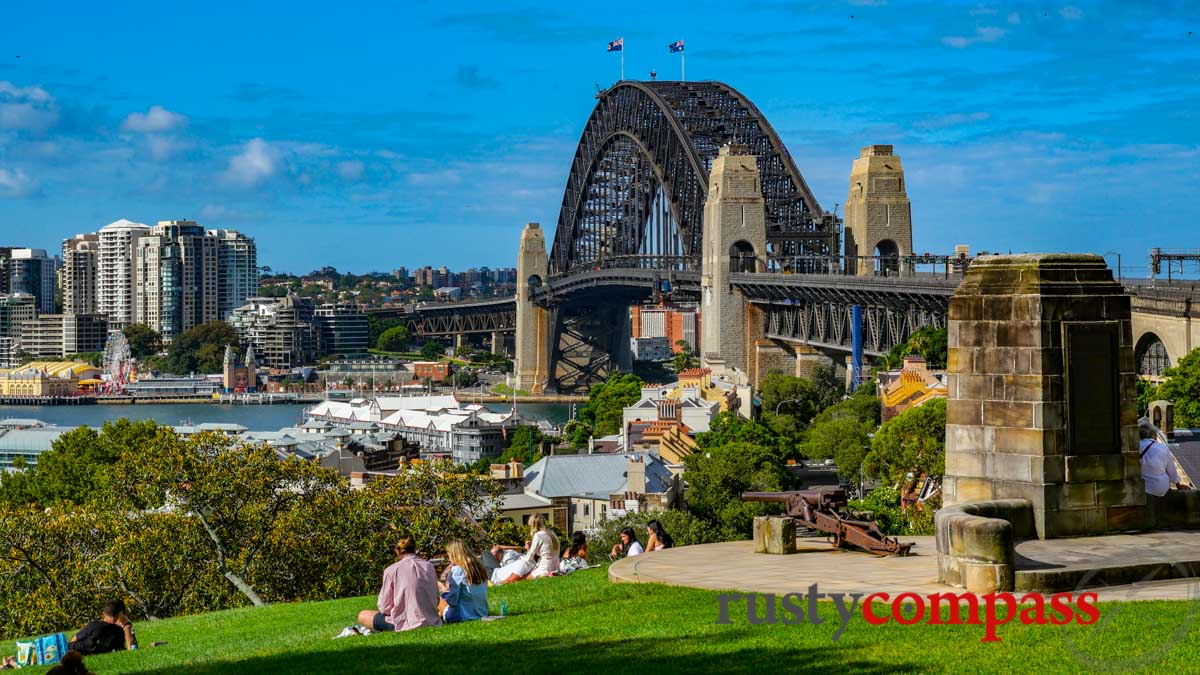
1139,418,1182,498
609,527,644,560
491,513,560,584
523,513,560,579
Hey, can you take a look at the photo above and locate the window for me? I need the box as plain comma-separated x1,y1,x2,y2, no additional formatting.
583,504,590,517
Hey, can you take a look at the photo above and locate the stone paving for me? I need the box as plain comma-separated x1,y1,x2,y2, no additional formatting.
610,535,1200,602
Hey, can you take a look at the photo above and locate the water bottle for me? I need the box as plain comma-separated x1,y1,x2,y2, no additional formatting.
500,599,508,617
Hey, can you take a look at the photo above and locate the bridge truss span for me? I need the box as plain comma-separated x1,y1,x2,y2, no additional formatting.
732,272,956,355
550,81,834,276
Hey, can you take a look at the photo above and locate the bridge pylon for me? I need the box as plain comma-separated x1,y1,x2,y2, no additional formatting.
844,144,913,276
513,223,550,394
700,144,767,381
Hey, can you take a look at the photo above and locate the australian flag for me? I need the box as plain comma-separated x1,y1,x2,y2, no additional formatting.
669,39,684,53
608,37,624,52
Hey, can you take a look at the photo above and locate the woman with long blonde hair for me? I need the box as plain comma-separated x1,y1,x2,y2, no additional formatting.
522,513,560,579
438,540,489,623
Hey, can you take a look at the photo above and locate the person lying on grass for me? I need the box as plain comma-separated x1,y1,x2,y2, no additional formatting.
437,540,489,623
69,599,137,655
490,514,560,585
357,533,441,632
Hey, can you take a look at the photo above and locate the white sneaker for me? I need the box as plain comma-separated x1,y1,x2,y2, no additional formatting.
334,626,360,639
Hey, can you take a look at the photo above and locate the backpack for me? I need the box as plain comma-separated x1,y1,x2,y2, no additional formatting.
14,632,68,666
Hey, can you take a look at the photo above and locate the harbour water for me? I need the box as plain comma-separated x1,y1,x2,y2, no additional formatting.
0,402,572,430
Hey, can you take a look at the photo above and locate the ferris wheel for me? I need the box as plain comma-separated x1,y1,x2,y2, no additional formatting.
102,331,134,394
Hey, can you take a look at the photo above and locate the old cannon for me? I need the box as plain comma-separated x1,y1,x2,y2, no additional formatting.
742,487,913,556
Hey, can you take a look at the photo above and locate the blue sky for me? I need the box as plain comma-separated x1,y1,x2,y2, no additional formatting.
1,1,1197,276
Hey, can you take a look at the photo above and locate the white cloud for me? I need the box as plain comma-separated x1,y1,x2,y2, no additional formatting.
0,167,36,198
146,135,191,161
941,26,1006,48
1060,6,1084,21
222,138,280,188
0,81,58,132
337,160,365,180
121,105,187,133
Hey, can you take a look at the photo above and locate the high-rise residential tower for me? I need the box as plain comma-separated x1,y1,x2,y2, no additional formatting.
135,220,218,339
97,219,151,329
209,229,258,320
61,233,100,315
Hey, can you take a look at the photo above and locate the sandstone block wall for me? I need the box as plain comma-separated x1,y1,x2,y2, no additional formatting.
943,254,1145,538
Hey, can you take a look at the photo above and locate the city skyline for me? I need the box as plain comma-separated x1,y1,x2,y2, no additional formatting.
1,2,1198,275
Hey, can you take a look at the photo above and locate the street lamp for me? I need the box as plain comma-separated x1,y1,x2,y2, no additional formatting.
774,398,804,416
1103,251,1123,280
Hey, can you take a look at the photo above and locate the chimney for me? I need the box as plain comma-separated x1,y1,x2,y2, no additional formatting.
627,456,646,494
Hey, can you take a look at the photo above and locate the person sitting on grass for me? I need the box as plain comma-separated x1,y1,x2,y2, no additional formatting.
438,540,489,623
645,519,674,551
609,527,644,560
357,534,441,632
491,514,560,584
560,531,589,574
68,599,136,655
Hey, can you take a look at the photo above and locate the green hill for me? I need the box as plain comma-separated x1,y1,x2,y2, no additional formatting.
9,569,1200,673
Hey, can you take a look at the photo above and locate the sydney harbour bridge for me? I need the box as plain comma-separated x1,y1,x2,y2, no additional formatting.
366,78,1193,394
369,79,967,393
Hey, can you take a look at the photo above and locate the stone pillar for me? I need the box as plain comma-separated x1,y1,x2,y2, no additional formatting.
943,254,1144,539
491,331,503,356
844,145,912,277
700,144,767,378
514,223,550,394
454,333,465,350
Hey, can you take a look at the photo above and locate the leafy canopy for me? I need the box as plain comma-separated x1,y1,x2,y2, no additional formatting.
375,325,411,352
166,321,239,375
863,397,946,483
123,323,162,359
569,372,644,448
1156,348,1200,427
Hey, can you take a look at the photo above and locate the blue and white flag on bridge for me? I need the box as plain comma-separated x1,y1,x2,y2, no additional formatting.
669,39,684,53
608,37,624,52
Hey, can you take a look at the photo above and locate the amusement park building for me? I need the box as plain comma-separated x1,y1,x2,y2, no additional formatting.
0,361,103,397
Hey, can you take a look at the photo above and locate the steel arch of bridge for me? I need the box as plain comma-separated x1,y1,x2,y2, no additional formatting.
550,81,833,276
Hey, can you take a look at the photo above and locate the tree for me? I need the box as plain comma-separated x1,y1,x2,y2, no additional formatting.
569,373,645,448
376,325,411,352
165,321,239,375
883,326,948,370
809,363,845,412
683,441,789,538
672,340,698,373
123,323,162,359
117,432,344,606
420,341,444,361
696,411,781,453
799,385,882,478
1157,348,1200,427
66,352,102,367
863,397,946,484
0,420,167,508
451,369,479,388
454,344,474,358
503,426,545,461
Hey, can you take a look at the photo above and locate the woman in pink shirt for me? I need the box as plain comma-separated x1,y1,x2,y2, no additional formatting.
357,534,442,632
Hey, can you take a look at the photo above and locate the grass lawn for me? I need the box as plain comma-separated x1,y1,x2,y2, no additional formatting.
9,570,1200,674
